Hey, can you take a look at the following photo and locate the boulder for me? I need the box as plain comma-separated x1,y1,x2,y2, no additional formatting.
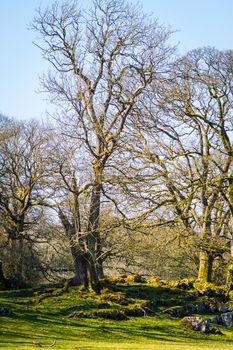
221,312,233,327
0,306,12,316
94,309,128,320
211,315,222,325
165,305,196,317
211,312,233,327
219,305,233,313
209,303,218,314
195,303,206,313
181,316,210,333
201,298,219,314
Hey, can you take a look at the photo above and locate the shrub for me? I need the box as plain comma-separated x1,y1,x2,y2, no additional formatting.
194,282,226,298
170,278,196,290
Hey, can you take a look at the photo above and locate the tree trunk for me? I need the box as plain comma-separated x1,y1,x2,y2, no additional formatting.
0,261,5,282
226,230,233,290
86,188,101,291
226,261,233,291
198,219,213,284
58,206,88,286
86,167,102,291
198,249,210,283
207,254,214,282
70,245,87,285
86,258,101,292
226,174,233,289
96,258,104,279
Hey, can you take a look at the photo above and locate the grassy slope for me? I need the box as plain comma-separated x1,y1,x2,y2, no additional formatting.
0,283,233,350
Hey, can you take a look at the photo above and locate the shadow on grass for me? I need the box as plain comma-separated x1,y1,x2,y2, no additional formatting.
0,285,233,347
111,284,196,310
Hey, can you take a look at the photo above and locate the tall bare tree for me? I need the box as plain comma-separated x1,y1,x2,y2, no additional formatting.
31,0,173,290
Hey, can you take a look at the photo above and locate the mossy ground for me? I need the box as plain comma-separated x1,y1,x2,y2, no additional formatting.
0,279,233,349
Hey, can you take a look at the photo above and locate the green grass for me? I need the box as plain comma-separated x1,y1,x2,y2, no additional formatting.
0,283,233,350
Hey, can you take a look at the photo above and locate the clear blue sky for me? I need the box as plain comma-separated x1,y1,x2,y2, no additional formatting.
0,0,232,121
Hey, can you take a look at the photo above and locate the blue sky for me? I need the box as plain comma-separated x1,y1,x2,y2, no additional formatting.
0,0,232,121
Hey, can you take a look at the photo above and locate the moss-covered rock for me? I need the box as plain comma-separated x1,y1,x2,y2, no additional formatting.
123,304,146,317
100,288,128,305
124,274,146,283
194,282,226,298
147,276,164,285
147,277,195,290
0,306,12,316
69,311,92,318
94,309,128,320
164,304,196,318
170,278,196,290
181,316,210,333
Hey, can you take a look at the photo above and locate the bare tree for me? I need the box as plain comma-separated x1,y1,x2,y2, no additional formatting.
31,0,173,290
147,47,233,284
0,120,54,286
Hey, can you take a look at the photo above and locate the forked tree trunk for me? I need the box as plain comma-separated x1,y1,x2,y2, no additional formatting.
59,164,103,292
58,207,88,286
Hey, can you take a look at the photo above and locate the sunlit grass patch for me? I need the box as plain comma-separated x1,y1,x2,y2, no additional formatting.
0,283,233,350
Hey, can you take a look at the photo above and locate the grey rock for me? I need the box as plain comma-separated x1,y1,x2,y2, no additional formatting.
198,290,213,297
197,319,210,333
219,305,233,313
166,305,195,318
209,303,218,313
181,316,210,333
0,307,12,316
210,315,222,324
195,303,206,313
221,312,233,327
